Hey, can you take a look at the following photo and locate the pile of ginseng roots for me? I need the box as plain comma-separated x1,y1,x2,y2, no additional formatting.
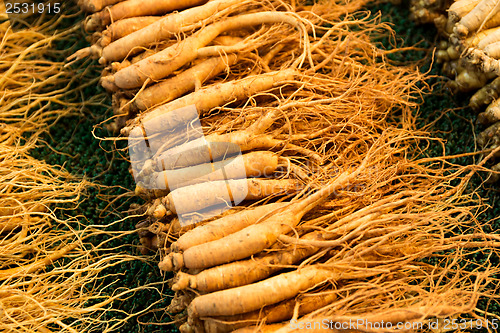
74,0,500,332
0,4,156,332
409,0,500,182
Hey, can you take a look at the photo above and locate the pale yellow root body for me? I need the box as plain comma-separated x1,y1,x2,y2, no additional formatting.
161,178,301,215
161,209,305,270
171,231,324,292
0,216,43,233
477,121,500,146
483,9,500,31
106,37,241,88
454,67,489,91
122,69,297,137
455,0,500,36
0,244,77,280
174,206,247,234
448,0,482,22
160,170,360,271
478,97,500,124
484,40,500,58
150,151,279,191
470,77,500,110
100,16,162,46
100,0,242,63
464,47,500,73
85,0,206,31
187,266,333,317
0,217,24,233
104,12,304,89
133,54,238,110
465,26,500,47
137,108,321,176
173,202,288,252
473,27,500,48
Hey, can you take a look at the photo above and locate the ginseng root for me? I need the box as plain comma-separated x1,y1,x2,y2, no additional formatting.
102,12,305,89
171,231,325,292
85,0,207,31
172,202,288,252
478,97,500,124
130,54,239,110
477,120,500,147
141,151,279,192
100,16,162,46
448,0,482,22
0,243,77,280
455,0,500,36
187,266,334,317
159,169,362,271
121,69,297,137
470,77,500,110
153,178,302,217
99,0,243,63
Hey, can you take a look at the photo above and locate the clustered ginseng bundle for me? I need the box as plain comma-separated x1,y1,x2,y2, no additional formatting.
410,0,500,181
0,7,143,332
74,0,500,332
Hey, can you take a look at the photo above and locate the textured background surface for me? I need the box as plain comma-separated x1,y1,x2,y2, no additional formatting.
31,1,500,331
